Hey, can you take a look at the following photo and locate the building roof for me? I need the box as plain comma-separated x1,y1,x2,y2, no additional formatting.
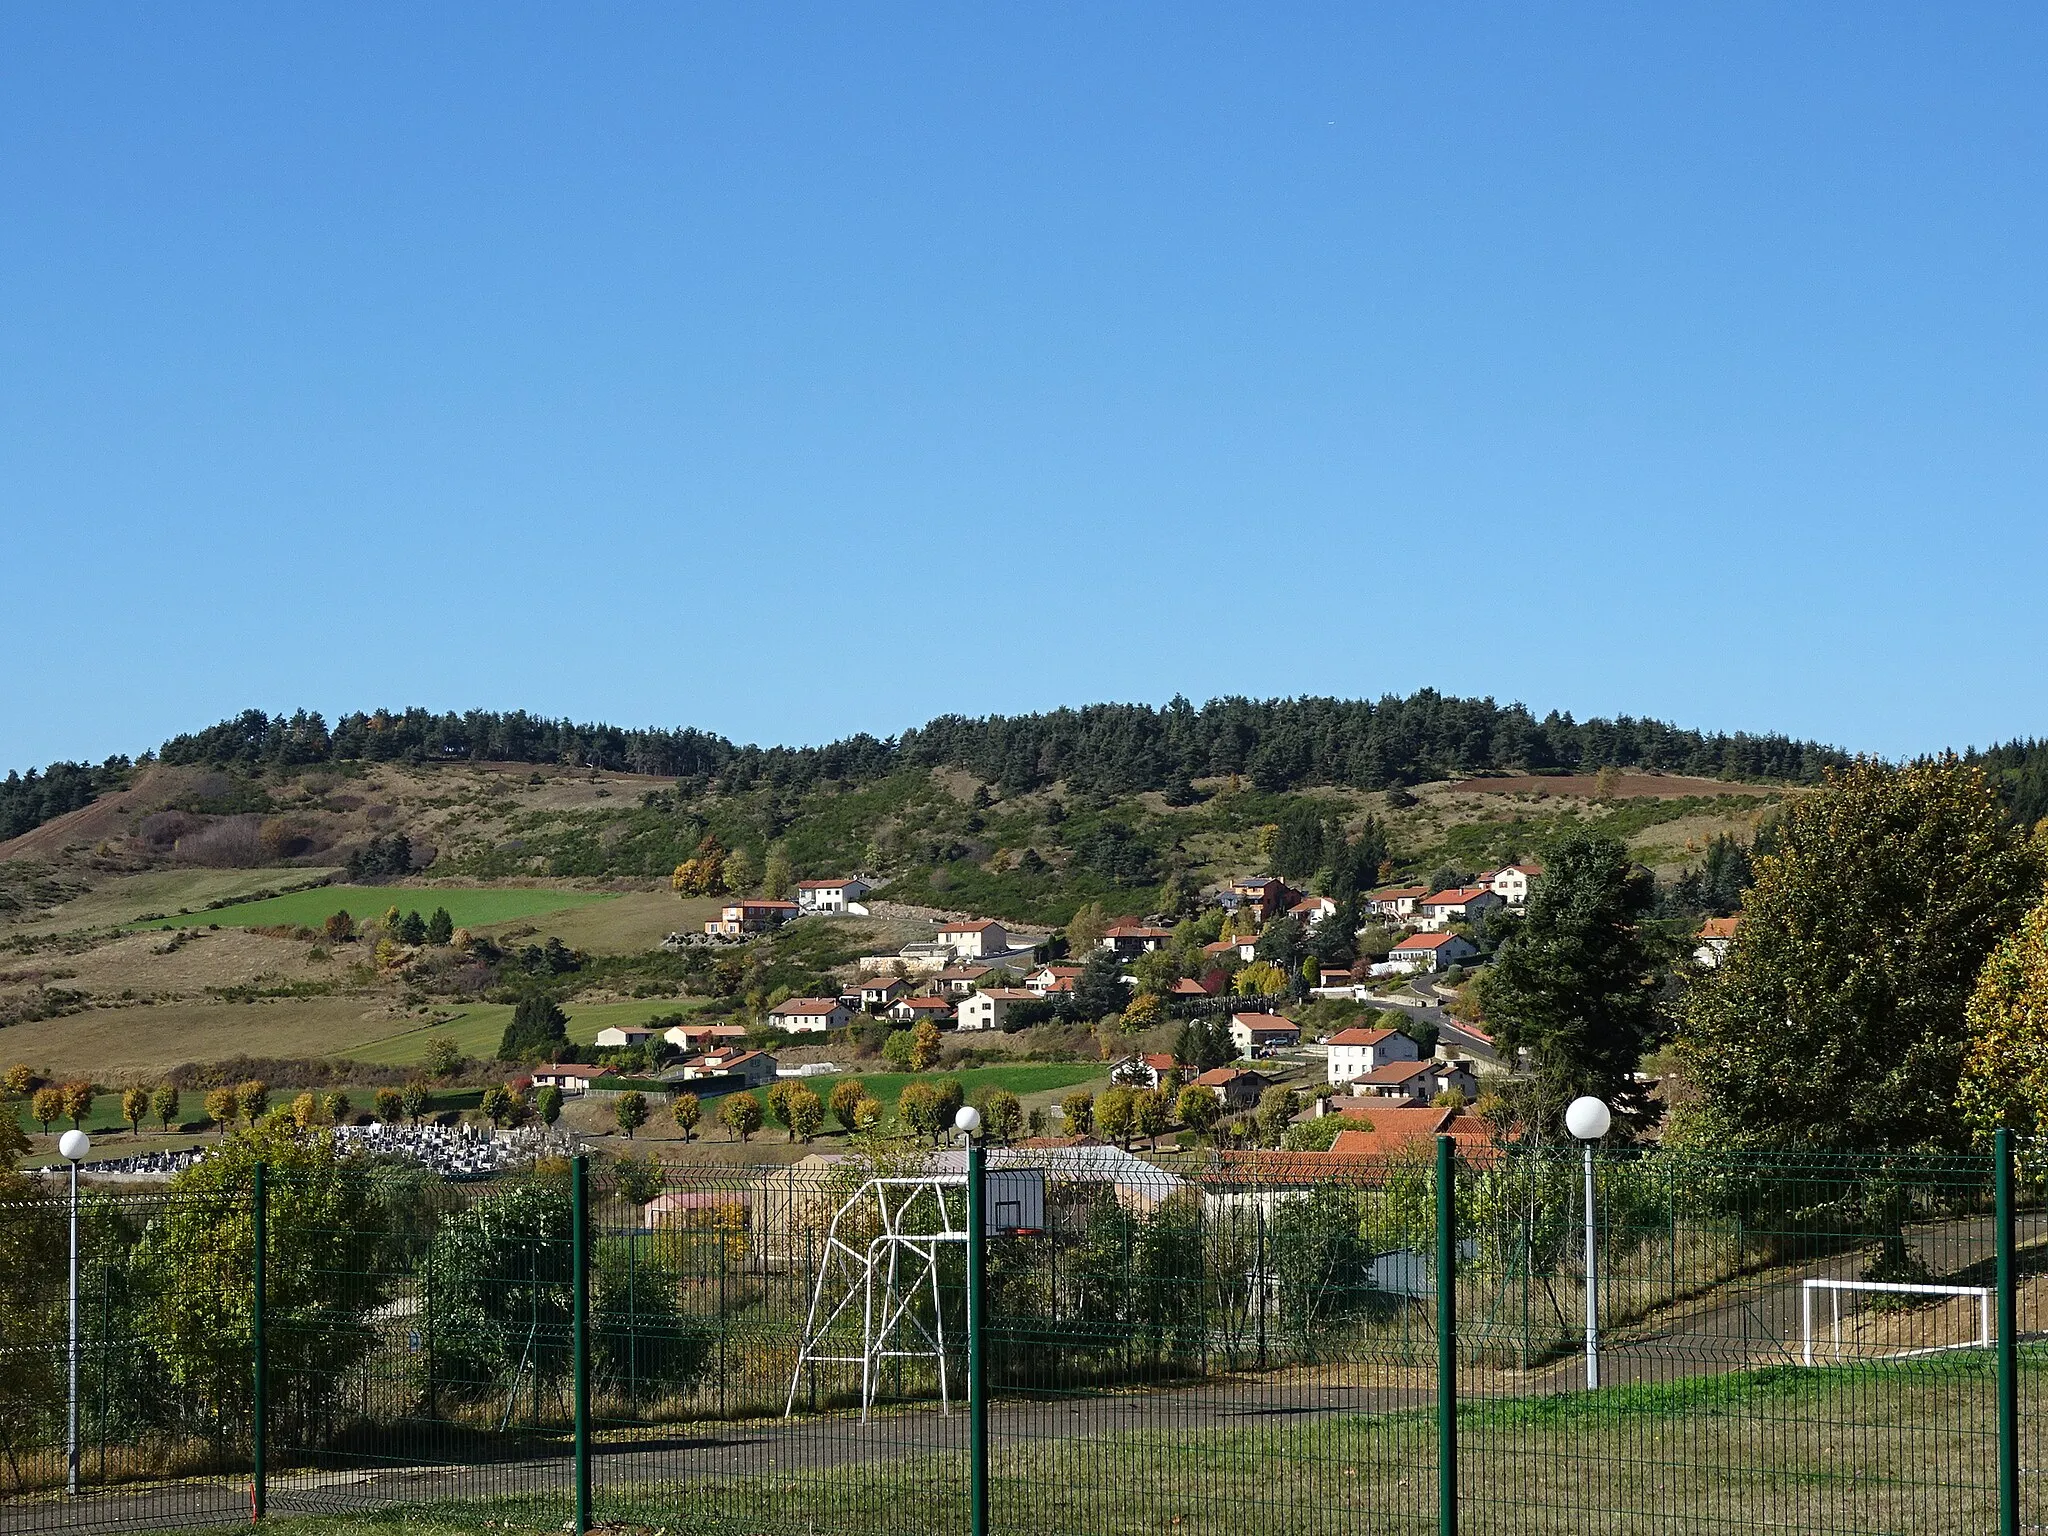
1231,1012,1300,1033
1356,1060,1435,1085
937,964,996,980
1169,977,1212,996
898,995,955,1011
1394,932,1464,951
1202,938,1254,955
1370,885,1430,902
1232,876,1286,891
1326,1107,1498,1157
940,918,1005,933
1698,916,1740,940
1501,863,1544,876
1142,1052,1178,1072
728,898,800,910
771,997,845,1016
1326,1026,1399,1047
973,988,1040,1001
859,975,910,992
796,877,866,889
1105,922,1175,938
533,1064,615,1080
1291,897,1337,914
1421,887,1493,908
1194,1067,1269,1088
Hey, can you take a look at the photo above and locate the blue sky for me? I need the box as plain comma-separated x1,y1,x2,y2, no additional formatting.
4,4,2046,770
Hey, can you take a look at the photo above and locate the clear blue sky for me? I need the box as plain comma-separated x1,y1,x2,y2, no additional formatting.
5,4,2046,771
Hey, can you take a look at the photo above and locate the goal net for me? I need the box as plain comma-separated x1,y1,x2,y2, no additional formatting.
1800,1278,1992,1366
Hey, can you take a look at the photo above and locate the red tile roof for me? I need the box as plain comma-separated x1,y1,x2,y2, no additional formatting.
1355,1060,1434,1084
796,877,865,889
1394,932,1463,951
1169,978,1211,996
1698,916,1740,940
1421,887,1492,908
1326,1026,1398,1046
941,919,1004,932
898,995,955,1011
534,1064,615,1080
771,998,844,1015
1231,1012,1299,1033
1194,1067,1267,1088
1328,1108,1498,1157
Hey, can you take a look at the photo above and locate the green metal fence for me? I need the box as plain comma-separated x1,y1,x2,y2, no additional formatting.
0,1131,2040,1535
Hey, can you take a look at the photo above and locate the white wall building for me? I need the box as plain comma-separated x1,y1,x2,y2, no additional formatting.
794,877,871,914
1324,1025,1423,1085
957,988,1038,1032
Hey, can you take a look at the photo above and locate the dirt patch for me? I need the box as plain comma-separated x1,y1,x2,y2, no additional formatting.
1445,773,1787,799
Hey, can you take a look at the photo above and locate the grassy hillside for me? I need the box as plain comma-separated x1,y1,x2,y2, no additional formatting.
134,884,615,931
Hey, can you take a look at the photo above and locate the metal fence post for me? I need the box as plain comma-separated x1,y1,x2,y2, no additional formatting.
1996,1129,2018,1536
1436,1134,1457,1536
252,1161,267,1522
967,1138,989,1536
572,1155,592,1536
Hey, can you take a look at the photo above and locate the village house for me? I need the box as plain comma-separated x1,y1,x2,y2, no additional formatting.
937,918,1014,959
1366,885,1429,920
852,974,912,1012
793,876,871,913
1228,876,1299,924
662,1021,748,1053
1480,863,1543,906
1343,1057,1480,1104
680,1048,779,1088
1201,936,1260,965
767,997,850,1034
1695,915,1739,968
956,987,1038,1032
936,963,1001,997
530,1064,616,1096
1101,920,1176,957
1324,1025,1423,1085
1416,886,1503,931
1289,895,1339,928
1111,1052,1185,1091
1325,1106,1498,1158
1193,1065,1272,1113
1024,964,1083,996
1380,932,1479,974
1229,1011,1301,1056
703,898,801,937
888,993,957,1026
1168,976,1217,998
593,1025,659,1050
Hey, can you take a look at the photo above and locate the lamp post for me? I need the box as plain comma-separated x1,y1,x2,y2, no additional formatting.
954,1105,987,1536
58,1128,91,1495
1564,1097,1610,1391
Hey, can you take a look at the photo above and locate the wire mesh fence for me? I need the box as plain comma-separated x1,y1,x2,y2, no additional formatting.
0,1131,2038,1535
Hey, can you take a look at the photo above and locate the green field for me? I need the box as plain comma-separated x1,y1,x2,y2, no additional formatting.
134,885,616,932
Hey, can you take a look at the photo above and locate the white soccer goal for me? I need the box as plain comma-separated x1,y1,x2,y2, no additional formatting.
1799,1277,1993,1366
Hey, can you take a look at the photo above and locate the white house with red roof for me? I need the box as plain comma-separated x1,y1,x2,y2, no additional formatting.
1366,886,1429,920
1289,895,1339,927
1377,932,1479,974
888,993,957,1026
1324,1025,1422,1085
767,997,850,1034
794,877,871,914
1416,887,1503,932
1695,915,1740,968
1345,1057,1480,1104
680,1048,779,1087
530,1064,617,1096
1481,864,1543,906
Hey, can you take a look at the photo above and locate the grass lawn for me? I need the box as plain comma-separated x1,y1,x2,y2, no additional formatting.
133,885,616,932
227,1356,2012,1536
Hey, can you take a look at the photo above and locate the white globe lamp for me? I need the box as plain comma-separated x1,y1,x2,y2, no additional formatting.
954,1105,982,1139
1565,1096,1611,1142
57,1127,90,1494
58,1129,91,1162
1564,1095,1611,1392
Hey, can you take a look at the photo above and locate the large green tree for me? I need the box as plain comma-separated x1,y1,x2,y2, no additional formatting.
134,1121,391,1440
1674,756,2043,1154
499,993,569,1062
1482,830,1663,1132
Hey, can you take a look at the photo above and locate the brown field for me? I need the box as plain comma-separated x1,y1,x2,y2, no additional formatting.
0,996,422,1081
1446,772,1787,798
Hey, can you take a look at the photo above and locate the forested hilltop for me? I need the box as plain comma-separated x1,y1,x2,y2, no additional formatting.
158,693,1842,790
1,692,1848,848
